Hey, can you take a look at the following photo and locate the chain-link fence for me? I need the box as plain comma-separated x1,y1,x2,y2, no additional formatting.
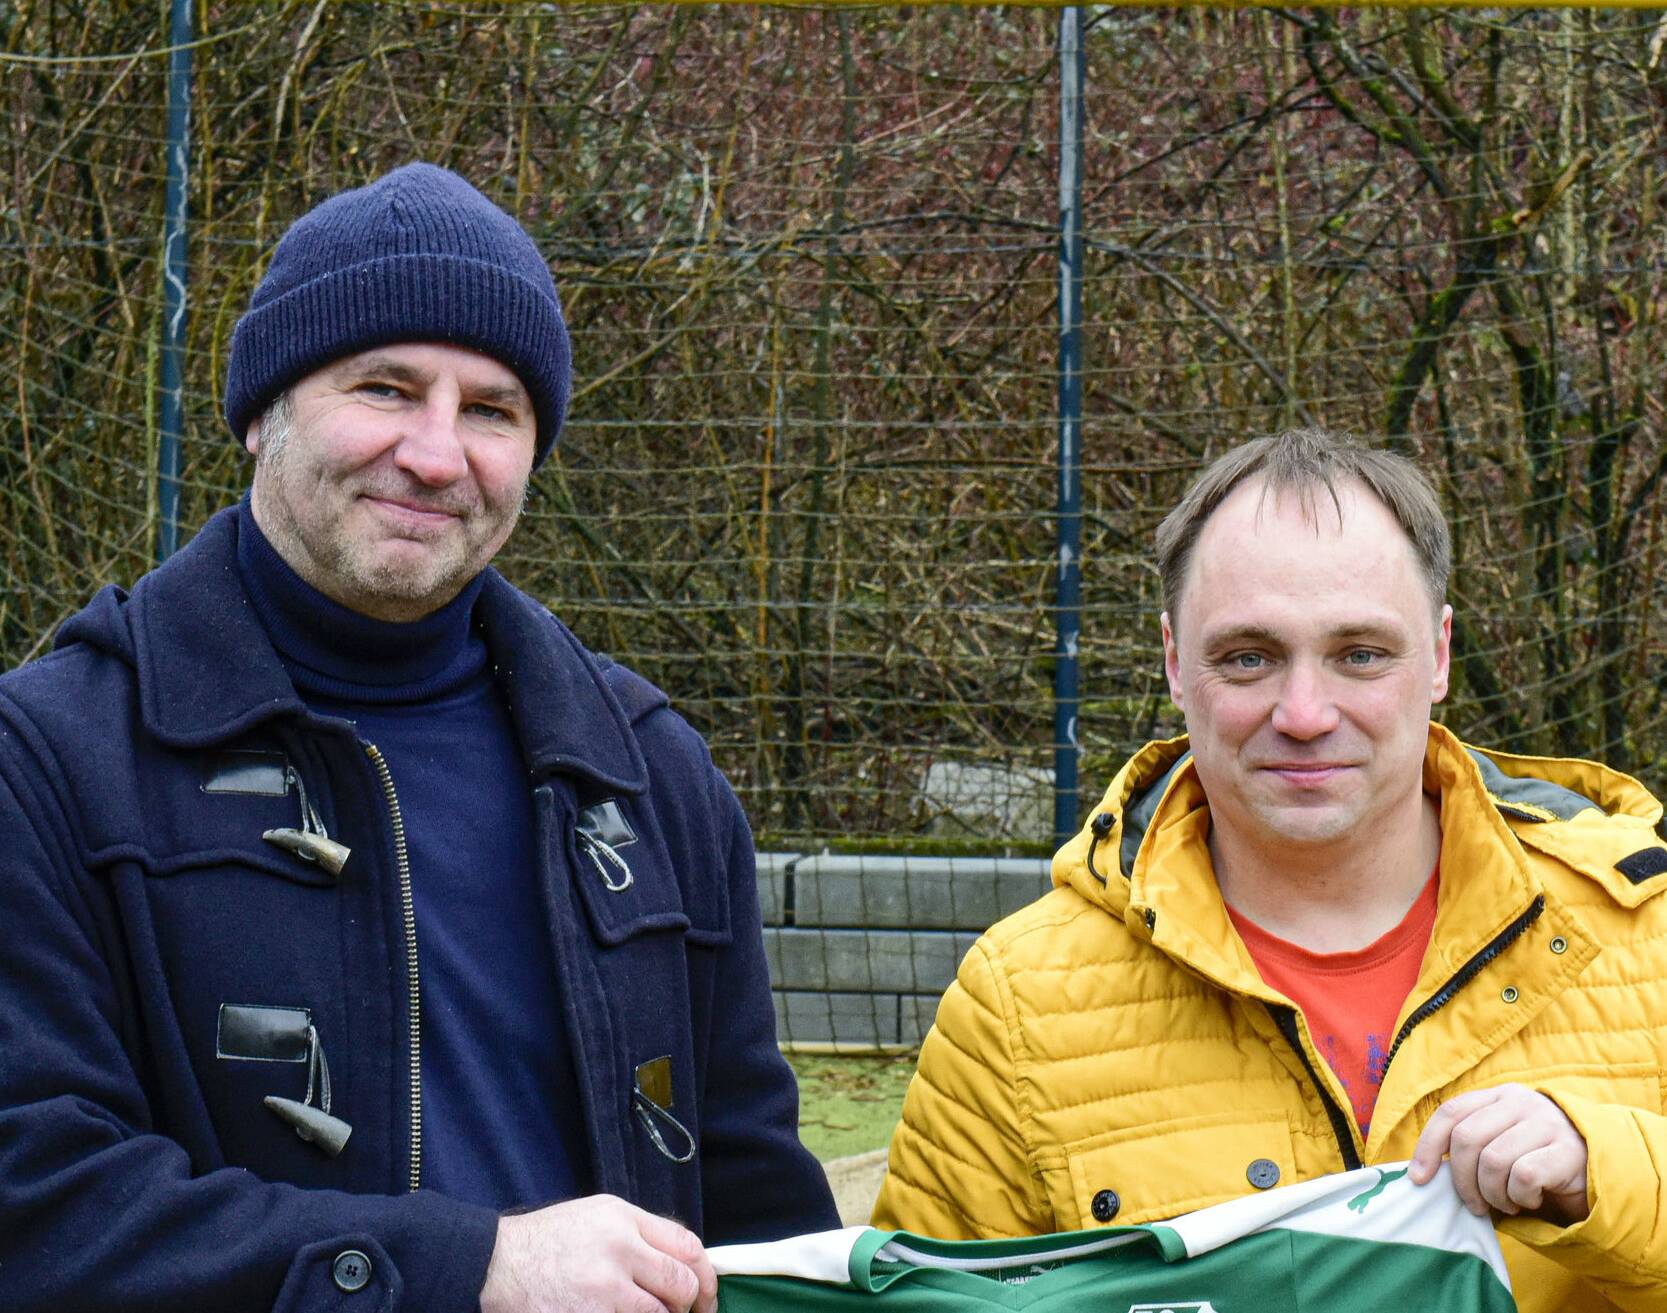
6,4,1666,880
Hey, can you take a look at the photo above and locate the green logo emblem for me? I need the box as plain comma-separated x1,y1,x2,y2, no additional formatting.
1126,1304,1218,1312
1125,1303,1218,1312
1347,1167,1408,1213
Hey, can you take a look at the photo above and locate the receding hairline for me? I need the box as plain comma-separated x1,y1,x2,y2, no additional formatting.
1156,429,1451,631
1169,474,1439,629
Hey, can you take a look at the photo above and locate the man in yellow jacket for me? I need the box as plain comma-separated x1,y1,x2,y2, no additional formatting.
874,429,1667,1312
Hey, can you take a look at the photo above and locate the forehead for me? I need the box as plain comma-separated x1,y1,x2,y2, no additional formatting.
1178,476,1430,637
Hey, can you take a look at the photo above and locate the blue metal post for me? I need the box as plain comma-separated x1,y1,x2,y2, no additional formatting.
1052,8,1085,849
158,0,193,561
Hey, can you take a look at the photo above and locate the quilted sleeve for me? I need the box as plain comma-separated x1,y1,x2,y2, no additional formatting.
870,938,1046,1239
1497,1089,1667,1309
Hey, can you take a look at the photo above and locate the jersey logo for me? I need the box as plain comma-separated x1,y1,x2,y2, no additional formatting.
1126,1303,1218,1312
1346,1166,1408,1213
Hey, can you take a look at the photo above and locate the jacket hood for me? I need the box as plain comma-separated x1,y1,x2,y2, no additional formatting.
52,506,654,793
1055,724,1667,931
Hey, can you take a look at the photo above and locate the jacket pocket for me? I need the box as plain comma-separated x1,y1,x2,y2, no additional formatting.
1059,1111,1297,1227
568,796,692,946
105,747,340,888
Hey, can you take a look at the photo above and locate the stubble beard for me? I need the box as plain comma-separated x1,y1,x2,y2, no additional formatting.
252,392,513,618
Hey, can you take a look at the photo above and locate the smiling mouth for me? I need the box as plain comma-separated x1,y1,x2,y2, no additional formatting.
361,494,461,525
1262,763,1354,785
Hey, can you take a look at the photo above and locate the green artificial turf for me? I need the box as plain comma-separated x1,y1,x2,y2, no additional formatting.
788,1050,919,1162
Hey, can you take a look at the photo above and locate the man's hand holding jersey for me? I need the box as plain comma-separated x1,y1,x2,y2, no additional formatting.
1411,1084,1590,1224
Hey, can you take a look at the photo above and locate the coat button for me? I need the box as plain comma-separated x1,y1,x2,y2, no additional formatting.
1090,1188,1121,1222
332,1249,372,1293
1246,1158,1280,1189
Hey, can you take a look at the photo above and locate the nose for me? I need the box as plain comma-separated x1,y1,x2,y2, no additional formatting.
1269,659,1340,740
393,401,469,487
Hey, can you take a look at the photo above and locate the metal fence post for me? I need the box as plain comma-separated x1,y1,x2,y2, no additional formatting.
158,0,193,562
1053,8,1085,848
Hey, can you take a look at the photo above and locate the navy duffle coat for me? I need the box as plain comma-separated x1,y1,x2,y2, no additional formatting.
0,508,836,1312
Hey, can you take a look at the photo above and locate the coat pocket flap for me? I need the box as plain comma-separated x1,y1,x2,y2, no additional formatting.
569,831,692,946
89,749,338,887
1063,1112,1297,1228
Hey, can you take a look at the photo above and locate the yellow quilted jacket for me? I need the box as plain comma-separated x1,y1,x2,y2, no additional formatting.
874,725,1667,1313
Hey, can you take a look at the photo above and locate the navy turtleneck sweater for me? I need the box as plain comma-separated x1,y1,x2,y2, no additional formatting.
235,500,588,1208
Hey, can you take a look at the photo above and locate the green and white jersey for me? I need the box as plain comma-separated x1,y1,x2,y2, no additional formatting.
710,1163,1515,1313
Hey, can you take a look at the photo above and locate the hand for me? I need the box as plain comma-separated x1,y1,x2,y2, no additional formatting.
478,1193,718,1313
1409,1083,1589,1224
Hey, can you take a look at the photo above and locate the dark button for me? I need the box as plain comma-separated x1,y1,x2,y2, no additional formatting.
1090,1188,1120,1222
332,1249,372,1293
1246,1158,1280,1190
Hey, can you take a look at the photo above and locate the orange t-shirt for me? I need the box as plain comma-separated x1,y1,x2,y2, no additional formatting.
1227,867,1439,1137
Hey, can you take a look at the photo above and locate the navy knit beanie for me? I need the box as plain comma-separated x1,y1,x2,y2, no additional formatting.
224,163,570,467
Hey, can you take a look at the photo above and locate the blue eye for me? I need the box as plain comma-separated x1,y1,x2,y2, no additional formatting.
1233,653,1265,670
1344,649,1378,666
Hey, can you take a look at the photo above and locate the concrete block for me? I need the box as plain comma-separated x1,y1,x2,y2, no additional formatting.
898,992,944,1046
765,928,977,994
754,851,797,926
792,854,1050,930
774,990,899,1046
920,759,1054,841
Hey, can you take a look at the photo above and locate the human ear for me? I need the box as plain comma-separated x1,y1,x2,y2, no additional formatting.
1430,604,1453,704
1161,611,1185,710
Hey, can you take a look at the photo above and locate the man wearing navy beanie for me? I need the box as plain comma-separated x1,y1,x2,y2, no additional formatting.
0,164,836,1313
225,163,572,471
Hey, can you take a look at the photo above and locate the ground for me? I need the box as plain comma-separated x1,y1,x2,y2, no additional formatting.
789,1049,917,1224
788,1050,917,1160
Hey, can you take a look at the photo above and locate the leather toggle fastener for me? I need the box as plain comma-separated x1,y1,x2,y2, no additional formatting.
577,799,637,893
265,1024,352,1156
632,1056,696,1164
578,831,633,893
263,764,350,876
263,828,351,876
265,1096,353,1156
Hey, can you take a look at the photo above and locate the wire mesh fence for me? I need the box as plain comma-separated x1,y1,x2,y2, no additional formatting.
6,6,1667,1042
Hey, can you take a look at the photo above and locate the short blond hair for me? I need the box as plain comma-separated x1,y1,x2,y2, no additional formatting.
1155,428,1450,621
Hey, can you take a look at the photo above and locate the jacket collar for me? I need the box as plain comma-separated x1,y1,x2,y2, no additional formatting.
471,569,648,793
78,505,648,793
1053,725,1567,996
1052,723,1661,1153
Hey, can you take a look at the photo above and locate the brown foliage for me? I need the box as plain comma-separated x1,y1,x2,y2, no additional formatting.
4,5,1666,847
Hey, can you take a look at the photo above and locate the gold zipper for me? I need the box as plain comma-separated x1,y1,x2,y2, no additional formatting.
364,742,422,1192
